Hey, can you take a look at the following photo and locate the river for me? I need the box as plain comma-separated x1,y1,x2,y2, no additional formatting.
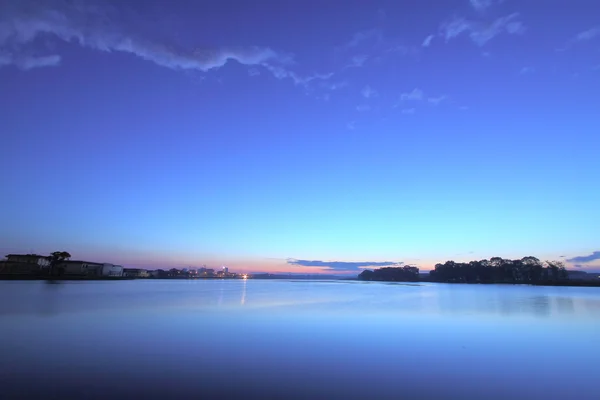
1,280,598,399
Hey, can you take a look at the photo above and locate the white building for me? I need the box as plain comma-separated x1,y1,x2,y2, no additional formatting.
101,264,124,277
6,254,50,268
123,268,149,278
58,260,123,277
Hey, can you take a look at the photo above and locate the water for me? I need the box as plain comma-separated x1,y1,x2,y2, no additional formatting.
0,280,598,400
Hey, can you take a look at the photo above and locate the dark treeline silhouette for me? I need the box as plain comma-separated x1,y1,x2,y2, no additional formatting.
357,257,571,284
429,257,568,284
358,266,420,282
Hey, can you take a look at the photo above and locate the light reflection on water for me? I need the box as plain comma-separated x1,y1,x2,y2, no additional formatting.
0,280,598,400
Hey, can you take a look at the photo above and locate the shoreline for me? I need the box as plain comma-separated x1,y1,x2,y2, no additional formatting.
0,275,243,281
1,275,599,287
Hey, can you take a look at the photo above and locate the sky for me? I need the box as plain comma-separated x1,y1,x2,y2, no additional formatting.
1,0,599,274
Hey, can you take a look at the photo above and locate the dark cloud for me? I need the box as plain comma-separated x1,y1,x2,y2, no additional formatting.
287,259,402,272
0,0,286,71
0,0,336,86
566,251,600,264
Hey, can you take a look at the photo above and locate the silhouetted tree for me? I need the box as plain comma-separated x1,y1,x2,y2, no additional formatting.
358,270,374,280
358,266,419,282
429,257,568,284
48,251,71,276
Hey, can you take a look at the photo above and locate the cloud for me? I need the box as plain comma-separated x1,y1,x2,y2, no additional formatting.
422,35,435,47
322,80,348,91
400,88,424,101
401,108,416,115
356,104,371,112
345,54,369,69
361,84,377,99
428,95,448,105
0,52,61,70
575,26,600,41
338,27,415,66
262,63,333,86
0,2,284,70
347,121,357,130
248,68,260,77
339,29,383,51
441,13,525,46
469,0,502,12
0,0,330,86
287,259,402,272
566,251,600,264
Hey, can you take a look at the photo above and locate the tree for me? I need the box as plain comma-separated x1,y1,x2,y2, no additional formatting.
358,270,374,281
428,257,570,285
47,251,71,276
358,266,419,282
545,261,567,282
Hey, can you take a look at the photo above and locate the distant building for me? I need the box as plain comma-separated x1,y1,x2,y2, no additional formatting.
6,254,50,268
101,264,124,277
123,268,149,278
0,254,50,275
57,260,123,277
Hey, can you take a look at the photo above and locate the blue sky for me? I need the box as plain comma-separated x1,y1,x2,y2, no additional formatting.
1,0,599,274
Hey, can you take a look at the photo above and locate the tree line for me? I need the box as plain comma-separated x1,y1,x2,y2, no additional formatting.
358,266,420,282
358,257,568,284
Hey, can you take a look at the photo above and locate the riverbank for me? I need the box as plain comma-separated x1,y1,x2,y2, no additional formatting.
0,275,246,281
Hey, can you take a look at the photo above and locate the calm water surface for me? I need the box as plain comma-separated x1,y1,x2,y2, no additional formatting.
1,280,598,400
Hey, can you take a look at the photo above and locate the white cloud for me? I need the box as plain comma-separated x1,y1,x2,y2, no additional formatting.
260,64,333,87
442,17,472,41
422,35,435,47
248,68,260,77
340,29,383,51
322,81,348,91
400,88,424,101
401,108,416,115
428,95,448,105
575,26,600,41
441,13,525,46
356,104,371,112
361,85,377,99
345,54,369,69
0,52,61,70
470,0,493,11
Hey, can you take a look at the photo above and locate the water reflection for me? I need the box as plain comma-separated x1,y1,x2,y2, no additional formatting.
241,278,246,305
530,295,551,317
555,296,575,315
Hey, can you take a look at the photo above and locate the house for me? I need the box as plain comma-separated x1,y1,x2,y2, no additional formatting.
101,264,124,277
123,268,149,278
56,260,124,277
5,254,50,268
57,260,103,276
1,254,50,275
